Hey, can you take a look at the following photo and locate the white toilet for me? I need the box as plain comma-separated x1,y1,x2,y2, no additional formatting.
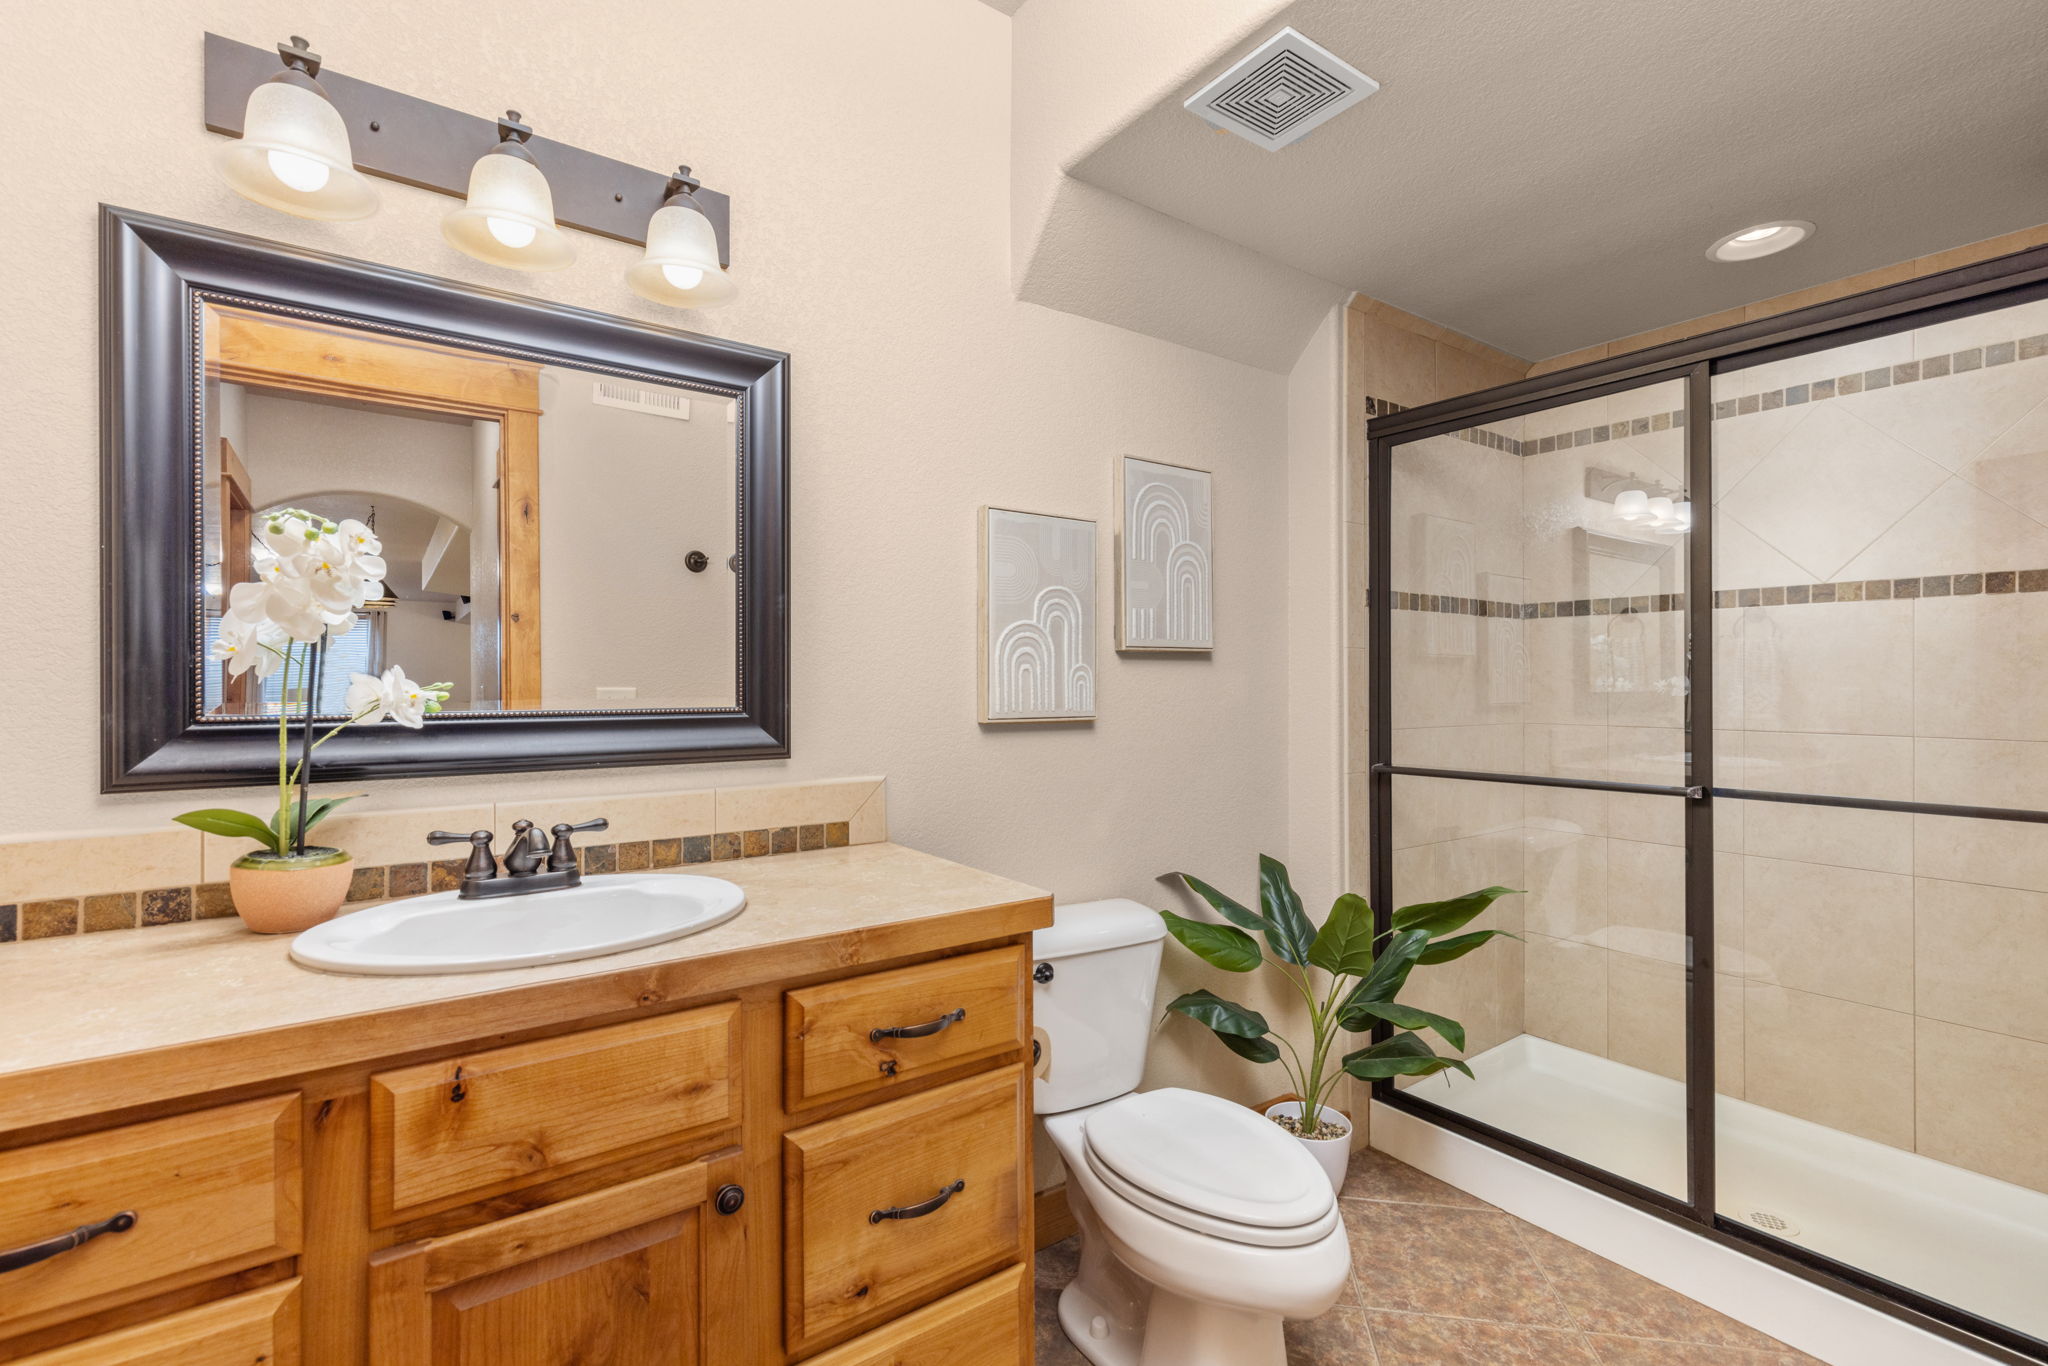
1033,899,1352,1366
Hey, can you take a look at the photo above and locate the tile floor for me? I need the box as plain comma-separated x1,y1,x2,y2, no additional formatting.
1034,1148,1823,1365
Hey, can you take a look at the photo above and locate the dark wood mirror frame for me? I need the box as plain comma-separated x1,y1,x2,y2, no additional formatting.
101,206,790,792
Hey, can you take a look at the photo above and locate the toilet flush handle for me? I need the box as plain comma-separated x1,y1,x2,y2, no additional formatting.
1033,962,1054,984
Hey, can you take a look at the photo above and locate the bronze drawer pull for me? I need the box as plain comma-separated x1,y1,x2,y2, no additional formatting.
870,1008,965,1043
0,1211,138,1275
869,1180,965,1225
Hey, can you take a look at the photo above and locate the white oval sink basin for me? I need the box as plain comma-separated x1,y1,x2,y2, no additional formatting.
289,874,746,976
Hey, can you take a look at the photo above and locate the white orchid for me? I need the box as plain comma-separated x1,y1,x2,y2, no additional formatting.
181,507,448,859
344,667,452,730
208,610,289,679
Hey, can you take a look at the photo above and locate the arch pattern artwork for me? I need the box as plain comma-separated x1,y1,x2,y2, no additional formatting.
981,508,1097,721
1118,457,1213,650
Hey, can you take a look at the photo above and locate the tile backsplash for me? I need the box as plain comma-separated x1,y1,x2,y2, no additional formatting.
0,777,887,946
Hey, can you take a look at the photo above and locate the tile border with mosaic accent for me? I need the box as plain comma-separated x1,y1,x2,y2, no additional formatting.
1364,328,2048,456
1383,569,2048,619
1,777,885,945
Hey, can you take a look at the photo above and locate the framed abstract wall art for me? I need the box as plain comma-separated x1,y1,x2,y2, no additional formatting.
1116,456,1213,651
979,507,1097,723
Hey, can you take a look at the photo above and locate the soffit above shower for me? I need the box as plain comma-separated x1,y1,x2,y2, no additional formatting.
1070,0,2048,360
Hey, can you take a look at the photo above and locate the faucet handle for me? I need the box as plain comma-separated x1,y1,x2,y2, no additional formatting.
547,818,609,873
427,830,497,882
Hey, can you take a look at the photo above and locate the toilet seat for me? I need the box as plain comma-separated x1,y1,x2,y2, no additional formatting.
1079,1088,1338,1248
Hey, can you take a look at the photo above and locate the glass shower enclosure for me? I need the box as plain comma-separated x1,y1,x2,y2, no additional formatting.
1366,253,2048,1363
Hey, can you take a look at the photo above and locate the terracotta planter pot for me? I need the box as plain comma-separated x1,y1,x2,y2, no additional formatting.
229,847,353,934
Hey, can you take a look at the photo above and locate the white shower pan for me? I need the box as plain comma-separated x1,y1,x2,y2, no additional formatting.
1416,1034,2048,1343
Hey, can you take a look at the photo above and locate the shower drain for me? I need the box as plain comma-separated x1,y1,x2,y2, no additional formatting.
1745,1209,1802,1238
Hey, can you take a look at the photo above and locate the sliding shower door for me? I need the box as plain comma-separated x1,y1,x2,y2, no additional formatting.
1371,267,2048,1362
1710,295,2048,1352
1375,374,1702,1203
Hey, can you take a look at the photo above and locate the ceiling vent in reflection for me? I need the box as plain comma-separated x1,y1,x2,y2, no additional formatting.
1184,27,1379,150
592,379,690,420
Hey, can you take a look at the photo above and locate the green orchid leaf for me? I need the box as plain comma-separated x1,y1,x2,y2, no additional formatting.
1159,910,1263,973
269,794,360,837
173,808,281,851
1308,893,1377,977
1216,1030,1282,1064
1175,873,1271,937
1340,1000,1467,1053
1340,1031,1475,1081
1417,928,1520,965
1163,989,1271,1039
1392,886,1522,940
1337,927,1432,1027
1257,854,1317,965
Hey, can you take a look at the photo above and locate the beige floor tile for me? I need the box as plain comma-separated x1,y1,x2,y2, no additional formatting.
1512,1221,1786,1351
1285,1306,1381,1364
1742,984,1914,1150
1341,1149,1494,1210
1914,1019,2048,1194
1585,1335,1819,1365
1366,1310,1598,1365
1347,1203,1576,1328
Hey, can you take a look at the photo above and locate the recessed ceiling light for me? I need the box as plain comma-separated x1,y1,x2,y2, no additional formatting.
1707,220,1815,263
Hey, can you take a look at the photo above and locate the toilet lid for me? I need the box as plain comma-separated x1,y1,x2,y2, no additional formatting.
1081,1088,1335,1231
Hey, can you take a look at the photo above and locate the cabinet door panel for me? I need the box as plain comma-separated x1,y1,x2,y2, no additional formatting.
370,1156,744,1366
802,1265,1027,1366
11,1279,299,1366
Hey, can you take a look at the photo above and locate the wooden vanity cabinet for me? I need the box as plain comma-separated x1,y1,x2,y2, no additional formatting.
0,929,1038,1366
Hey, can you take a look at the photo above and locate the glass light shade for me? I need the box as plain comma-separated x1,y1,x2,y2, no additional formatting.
1613,489,1650,521
625,197,737,308
1666,500,1694,533
441,147,575,271
215,76,379,220
1645,496,1676,526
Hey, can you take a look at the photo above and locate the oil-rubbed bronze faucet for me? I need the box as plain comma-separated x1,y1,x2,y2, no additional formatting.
426,818,609,900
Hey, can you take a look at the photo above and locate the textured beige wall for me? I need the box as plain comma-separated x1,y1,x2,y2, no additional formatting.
0,0,1326,1078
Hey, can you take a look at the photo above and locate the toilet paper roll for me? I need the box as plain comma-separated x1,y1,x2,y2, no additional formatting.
1032,1026,1052,1081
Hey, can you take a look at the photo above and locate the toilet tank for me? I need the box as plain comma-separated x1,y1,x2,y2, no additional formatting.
1031,898,1167,1115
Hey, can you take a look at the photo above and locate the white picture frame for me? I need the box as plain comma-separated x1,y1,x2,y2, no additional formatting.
1116,456,1214,651
979,506,1098,723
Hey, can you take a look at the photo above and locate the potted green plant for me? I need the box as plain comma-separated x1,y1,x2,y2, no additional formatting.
172,508,449,934
1158,855,1518,1189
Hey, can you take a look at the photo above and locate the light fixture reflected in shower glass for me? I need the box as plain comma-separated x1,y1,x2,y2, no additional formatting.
1614,489,1650,522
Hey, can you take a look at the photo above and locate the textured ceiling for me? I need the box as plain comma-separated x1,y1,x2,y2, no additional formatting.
1070,0,2048,360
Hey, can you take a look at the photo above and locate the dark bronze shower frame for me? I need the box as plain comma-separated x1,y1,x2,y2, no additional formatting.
1367,241,2048,1366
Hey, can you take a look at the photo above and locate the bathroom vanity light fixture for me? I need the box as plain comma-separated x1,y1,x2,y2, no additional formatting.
441,112,575,271
625,166,738,308
203,33,733,271
1706,220,1814,263
1592,469,1689,533
213,36,379,220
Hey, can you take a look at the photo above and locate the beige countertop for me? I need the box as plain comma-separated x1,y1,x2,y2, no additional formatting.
0,842,1049,1131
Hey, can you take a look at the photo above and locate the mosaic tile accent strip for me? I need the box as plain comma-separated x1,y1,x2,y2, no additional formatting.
1388,568,2048,617
1714,332,2048,422
1366,331,2048,453
2,821,857,946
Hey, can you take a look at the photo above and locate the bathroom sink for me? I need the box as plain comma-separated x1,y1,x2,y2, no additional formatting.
289,874,747,975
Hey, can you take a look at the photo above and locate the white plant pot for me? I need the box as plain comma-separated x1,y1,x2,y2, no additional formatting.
1265,1100,1352,1193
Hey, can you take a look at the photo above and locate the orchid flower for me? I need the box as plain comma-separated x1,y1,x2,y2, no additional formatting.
177,506,446,856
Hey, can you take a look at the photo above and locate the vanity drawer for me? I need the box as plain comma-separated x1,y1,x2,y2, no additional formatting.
783,1065,1028,1351
0,1095,301,1335
802,1264,1026,1366
369,1002,741,1222
13,1278,299,1365
784,947,1027,1109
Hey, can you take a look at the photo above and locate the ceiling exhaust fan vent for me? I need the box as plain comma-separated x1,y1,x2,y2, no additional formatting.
1184,27,1379,150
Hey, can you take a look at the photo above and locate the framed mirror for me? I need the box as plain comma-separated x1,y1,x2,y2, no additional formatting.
102,207,789,791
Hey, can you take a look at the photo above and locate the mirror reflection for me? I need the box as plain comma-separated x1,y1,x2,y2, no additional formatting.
198,303,740,717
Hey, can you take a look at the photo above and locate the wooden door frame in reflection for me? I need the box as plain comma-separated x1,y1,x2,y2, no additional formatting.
205,304,545,708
